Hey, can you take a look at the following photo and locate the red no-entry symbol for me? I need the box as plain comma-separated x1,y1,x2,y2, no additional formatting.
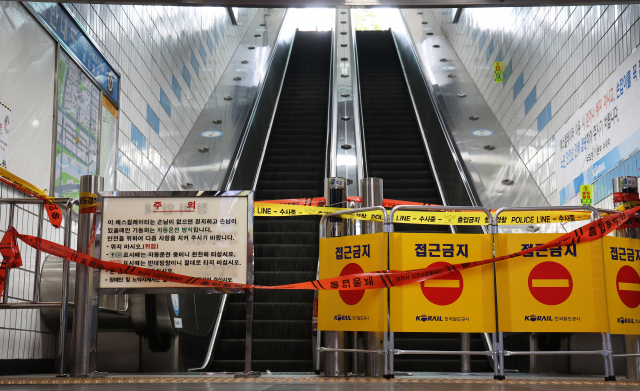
616,265,640,309
339,263,365,305
528,261,573,305
420,262,464,306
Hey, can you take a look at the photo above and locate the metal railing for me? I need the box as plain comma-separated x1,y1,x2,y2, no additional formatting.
388,205,497,377
491,206,616,381
0,197,76,377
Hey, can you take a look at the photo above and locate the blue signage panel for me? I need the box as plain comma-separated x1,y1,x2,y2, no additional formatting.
26,2,120,104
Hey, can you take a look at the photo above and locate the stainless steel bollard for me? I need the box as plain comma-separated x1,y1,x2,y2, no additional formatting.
71,175,103,377
323,177,347,377
360,178,385,377
613,176,640,380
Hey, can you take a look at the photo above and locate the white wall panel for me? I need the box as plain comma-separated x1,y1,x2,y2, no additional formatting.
434,5,640,206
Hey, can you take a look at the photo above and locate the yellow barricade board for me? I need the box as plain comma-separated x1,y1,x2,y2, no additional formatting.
318,233,388,332
389,233,496,333
602,236,640,335
495,233,609,333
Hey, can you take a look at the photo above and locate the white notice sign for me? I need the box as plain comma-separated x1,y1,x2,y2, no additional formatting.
100,195,249,288
0,101,11,169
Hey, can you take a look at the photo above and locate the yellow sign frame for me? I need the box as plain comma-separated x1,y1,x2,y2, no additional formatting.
318,233,388,332
495,233,609,333
390,233,496,333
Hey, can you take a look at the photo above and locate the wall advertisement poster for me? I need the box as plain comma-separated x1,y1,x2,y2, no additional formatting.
0,101,10,169
54,51,101,199
556,47,640,205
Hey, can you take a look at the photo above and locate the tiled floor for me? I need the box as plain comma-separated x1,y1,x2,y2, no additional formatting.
0,373,638,390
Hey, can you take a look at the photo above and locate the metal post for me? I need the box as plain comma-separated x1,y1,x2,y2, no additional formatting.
360,178,385,378
71,175,103,377
33,204,45,302
489,212,504,380
461,332,471,373
323,177,347,377
613,176,639,381
529,333,538,373
57,200,75,376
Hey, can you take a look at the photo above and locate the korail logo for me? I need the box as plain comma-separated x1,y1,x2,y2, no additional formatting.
524,314,553,322
618,317,635,324
415,314,443,322
593,162,606,178
334,314,352,321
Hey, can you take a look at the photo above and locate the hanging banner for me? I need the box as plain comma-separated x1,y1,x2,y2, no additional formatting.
0,101,10,169
390,233,495,333
318,233,388,332
602,236,640,335
495,233,609,332
556,46,640,205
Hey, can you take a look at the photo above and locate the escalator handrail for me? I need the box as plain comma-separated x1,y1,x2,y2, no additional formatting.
324,26,336,178
392,11,483,209
351,17,368,179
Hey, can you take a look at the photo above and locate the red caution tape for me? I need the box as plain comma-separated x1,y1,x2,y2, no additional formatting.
0,168,62,229
0,207,638,300
382,199,441,208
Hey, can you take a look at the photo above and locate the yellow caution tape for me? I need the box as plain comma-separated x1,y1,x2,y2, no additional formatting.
616,201,640,211
254,204,602,226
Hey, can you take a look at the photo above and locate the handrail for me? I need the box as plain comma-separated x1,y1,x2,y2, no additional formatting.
319,206,388,239
324,25,336,178
395,11,483,208
188,294,228,372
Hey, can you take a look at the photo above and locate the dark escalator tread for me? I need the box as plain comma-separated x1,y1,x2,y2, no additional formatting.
357,30,458,372
211,31,331,373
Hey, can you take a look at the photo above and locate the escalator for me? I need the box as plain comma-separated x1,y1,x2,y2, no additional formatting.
212,31,332,372
356,30,491,373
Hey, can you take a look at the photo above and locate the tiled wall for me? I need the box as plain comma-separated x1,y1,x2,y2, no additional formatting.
65,4,258,192
0,4,258,361
434,6,640,208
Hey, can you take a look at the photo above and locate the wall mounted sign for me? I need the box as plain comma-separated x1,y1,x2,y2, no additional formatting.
25,2,120,105
99,191,253,292
556,46,640,205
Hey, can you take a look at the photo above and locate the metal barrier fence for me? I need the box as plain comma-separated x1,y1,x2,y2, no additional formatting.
315,204,628,380
388,205,496,378
0,198,76,376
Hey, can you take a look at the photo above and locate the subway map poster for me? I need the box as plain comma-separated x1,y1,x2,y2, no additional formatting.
54,51,100,198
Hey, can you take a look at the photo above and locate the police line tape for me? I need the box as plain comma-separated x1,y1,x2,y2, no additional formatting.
0,206,638,299
253,203,600,226
255,197,440,208
0,167,62,229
